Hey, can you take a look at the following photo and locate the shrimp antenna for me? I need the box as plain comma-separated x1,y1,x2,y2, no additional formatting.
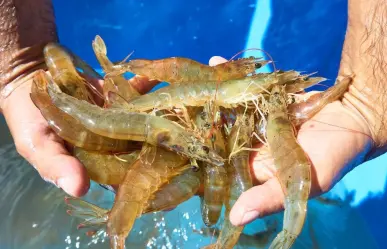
118,50,135,65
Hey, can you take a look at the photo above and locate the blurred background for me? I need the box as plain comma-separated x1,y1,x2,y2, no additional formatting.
0,0,386,248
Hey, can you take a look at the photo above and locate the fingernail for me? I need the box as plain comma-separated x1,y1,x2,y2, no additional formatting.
240,210,260,225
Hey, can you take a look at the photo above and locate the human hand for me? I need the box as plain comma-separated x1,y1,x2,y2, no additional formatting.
0,72,159,197
208,56,377,226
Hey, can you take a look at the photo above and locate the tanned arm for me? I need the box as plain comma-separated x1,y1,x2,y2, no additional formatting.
0,0,57,106
340,0,387,147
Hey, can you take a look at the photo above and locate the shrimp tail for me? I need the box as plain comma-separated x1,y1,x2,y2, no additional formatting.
65,196,108,230
267,223,297,249
110,235,126,249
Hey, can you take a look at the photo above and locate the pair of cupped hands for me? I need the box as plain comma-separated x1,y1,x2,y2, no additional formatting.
0,55,375,227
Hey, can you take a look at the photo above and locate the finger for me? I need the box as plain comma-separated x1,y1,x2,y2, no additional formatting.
128,75,160,94
2,81,90,197
229,178,284,226
209,56,228,66
33,138,90,197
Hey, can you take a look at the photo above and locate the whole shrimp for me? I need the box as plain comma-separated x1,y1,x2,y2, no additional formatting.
126,70,310,112
193,104,227,227
31,70,139,152
265,85,312,249
107,145,191,249
45,76,224,166
65,167,201,232
107,55,270,84
203,108,254,249
67,145,190,249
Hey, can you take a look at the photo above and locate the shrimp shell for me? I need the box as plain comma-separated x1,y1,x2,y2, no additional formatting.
144,167,202,213
73,148,140,185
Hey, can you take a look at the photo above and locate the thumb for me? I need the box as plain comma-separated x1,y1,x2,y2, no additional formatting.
209,56,228,66
229,178,284,226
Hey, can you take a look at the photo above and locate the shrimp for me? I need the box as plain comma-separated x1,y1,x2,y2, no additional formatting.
31,71,139,152
107,56,270,84
73,148,140,185
64,167,200,235
43,42,101,104
288,76,351,127
203,109,254,249
92,35,140,105
265,85,312,249
107,146,190,249
126,70,309,112
67,145,189,249
193,105,227,227
46,78,224,166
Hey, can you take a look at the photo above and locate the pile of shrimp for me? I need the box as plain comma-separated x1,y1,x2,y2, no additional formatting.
30,35,351,249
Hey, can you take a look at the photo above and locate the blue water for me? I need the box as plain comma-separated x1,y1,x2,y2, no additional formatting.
1,0,386,248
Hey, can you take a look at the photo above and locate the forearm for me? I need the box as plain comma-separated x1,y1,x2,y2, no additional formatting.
340,0,387,146
0,0,57,108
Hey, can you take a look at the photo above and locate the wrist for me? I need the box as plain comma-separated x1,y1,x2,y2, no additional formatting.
339,0,387,147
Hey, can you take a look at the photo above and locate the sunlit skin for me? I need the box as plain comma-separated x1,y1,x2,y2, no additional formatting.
1,0,387,231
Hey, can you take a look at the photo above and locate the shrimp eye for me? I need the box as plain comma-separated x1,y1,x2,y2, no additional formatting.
254,62,262,68
192,166,200,172
202,146,210,154
188,144,196,153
